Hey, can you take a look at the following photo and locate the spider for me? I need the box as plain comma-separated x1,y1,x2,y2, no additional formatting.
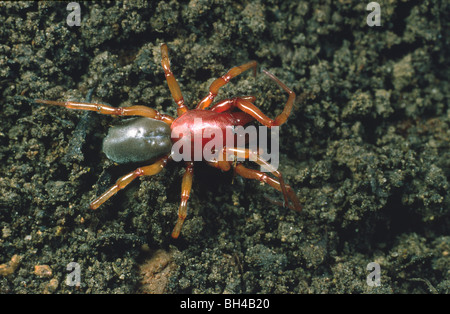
35,43,301,238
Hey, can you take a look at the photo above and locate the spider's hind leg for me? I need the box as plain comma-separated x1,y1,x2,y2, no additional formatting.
35,99,174,125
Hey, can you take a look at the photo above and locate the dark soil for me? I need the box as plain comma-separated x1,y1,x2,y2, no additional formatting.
0,1,448,293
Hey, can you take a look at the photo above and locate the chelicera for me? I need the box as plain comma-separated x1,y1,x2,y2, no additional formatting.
36,43,301,238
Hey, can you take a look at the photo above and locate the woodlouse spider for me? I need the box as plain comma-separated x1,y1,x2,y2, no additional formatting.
35,43,301,239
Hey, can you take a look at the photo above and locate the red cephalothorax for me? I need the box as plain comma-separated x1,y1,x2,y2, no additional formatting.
170,109,254,149
35,43,301,239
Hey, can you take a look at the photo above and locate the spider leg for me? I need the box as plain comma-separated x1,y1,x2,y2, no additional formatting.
209,147,301,212
196,61,257,110
209,96,256,112
90,155,170,210
171,162,194,239
160,43,188,116
205,70,296,127
234,163,301,212
260,69,296,126
35,99,175,125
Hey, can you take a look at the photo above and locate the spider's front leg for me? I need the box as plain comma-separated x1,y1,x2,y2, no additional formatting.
35,99,175,125
204,70,296,128
234,163,301,212
209,147,302,212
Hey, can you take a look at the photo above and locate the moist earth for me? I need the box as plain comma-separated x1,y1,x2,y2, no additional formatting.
0,1,448,293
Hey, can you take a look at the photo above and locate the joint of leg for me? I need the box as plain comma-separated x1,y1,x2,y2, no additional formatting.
268,119,277,128
135,168,145,177
176,99,185,107
208,91,217,100
115,107,124,115
178,211,187,220
258,173,268,183
222,74,231,83
153,112,162,120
